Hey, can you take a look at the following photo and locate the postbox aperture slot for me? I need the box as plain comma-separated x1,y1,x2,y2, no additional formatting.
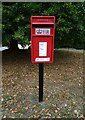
32,24,54,27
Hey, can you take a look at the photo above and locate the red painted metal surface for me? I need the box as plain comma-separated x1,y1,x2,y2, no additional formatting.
31,16,56,63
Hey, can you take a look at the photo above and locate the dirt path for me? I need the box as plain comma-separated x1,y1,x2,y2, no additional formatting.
56,48,84,53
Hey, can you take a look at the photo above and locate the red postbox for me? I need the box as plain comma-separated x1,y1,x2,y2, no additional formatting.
31,16,56,63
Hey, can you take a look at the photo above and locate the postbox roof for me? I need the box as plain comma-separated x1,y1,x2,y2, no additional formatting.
31,16,55,25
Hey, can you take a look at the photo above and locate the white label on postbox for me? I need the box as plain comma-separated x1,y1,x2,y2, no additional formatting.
39,42,47,56
35,28,50,35
35,58,50,62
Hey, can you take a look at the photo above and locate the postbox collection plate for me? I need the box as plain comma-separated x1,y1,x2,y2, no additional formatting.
31,16,55,63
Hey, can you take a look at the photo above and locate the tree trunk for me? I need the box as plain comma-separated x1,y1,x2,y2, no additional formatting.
9,40,19,51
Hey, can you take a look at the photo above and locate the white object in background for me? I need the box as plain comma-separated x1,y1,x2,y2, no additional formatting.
18,44,29,49
0,46,8,51
39,42,47,56
18,44,23,49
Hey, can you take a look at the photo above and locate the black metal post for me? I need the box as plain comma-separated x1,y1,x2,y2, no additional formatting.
39,63,44,102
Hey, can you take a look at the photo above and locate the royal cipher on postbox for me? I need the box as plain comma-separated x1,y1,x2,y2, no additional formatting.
31,16,56,63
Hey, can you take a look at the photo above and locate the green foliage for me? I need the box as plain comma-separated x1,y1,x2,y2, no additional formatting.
2,2,85,49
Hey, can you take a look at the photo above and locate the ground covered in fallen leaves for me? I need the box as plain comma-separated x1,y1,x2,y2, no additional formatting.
2,49,84,119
